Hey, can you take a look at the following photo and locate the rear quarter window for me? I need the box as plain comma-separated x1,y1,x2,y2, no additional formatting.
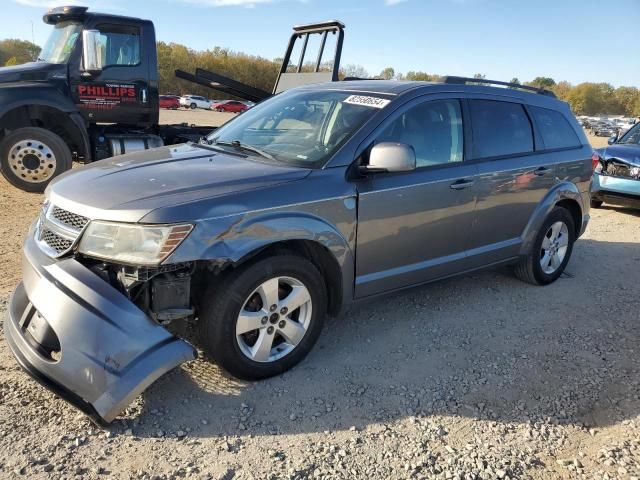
529,106,581,149
469,100,534,158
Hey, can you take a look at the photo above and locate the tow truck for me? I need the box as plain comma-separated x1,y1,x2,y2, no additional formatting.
0,5,345,192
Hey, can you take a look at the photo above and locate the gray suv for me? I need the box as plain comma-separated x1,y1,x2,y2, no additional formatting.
5,78,593,425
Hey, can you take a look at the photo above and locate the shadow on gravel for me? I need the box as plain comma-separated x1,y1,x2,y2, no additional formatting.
130,238,640,438
599,205,640,218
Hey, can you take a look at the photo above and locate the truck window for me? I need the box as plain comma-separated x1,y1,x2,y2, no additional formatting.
95,25,141,67
39,21,82,64
469,100,534,158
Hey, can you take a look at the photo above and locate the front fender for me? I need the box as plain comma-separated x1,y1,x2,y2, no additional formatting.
168,205,357,309
0,84,92,162
0,83,78,118
520,181,587,255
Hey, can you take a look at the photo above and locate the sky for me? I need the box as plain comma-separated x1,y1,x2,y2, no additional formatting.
3,0,639,87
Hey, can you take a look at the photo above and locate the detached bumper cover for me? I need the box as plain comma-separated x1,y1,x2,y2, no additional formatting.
3,230,196,425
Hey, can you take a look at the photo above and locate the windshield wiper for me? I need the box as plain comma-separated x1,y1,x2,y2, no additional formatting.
211,139,275,161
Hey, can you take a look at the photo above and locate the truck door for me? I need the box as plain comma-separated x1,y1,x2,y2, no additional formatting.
71,23,153,126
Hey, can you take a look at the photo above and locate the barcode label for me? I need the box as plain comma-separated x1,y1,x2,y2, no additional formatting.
343,95,391,109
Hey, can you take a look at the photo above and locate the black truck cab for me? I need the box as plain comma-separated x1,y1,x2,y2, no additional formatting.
0,6,202,192
0,6,346,192
53,7,160,127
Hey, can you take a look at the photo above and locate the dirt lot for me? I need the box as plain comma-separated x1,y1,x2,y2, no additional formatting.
0,116,637,480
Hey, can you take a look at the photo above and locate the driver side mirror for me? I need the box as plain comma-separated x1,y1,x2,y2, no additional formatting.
360,142,416,174
82,29,103,74
608,134,618,145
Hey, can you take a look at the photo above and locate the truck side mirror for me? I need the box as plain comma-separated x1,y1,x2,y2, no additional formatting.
82,29,103,74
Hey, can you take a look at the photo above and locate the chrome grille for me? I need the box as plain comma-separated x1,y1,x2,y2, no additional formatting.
35,203,89,258
40,228,73,254
51,206,89,232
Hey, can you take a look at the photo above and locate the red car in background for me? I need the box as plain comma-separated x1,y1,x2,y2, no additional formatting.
159,95,180,109
211,100,249,113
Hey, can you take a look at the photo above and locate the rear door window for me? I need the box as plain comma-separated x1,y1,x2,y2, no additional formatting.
529,106,581,149
469,100,533,158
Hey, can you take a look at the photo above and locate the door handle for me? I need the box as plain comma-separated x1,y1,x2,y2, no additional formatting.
450,178,475,190
534,166,551,176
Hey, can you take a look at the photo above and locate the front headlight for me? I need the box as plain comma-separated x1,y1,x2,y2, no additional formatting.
78,221,193,265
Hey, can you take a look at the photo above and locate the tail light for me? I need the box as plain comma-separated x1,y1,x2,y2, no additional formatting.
591,153,602,172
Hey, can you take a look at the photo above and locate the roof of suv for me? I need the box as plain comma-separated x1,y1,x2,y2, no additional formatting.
302,80,564,109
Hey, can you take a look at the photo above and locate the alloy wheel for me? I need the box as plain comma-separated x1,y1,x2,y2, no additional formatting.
539,221,569,274
235,276,312,363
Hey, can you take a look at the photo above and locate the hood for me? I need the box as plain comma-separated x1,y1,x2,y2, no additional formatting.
0,62,67,84
595,144,640,166
47,143,311,223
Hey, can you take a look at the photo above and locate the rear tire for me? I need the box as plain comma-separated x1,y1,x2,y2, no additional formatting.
198,253,327,380
514,207,575,285
0,127,72,193
190,103,197,109
590,199,603,208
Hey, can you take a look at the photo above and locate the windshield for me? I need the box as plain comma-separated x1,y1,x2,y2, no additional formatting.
617,123,640,145
39,21,82,64
206,90,389,168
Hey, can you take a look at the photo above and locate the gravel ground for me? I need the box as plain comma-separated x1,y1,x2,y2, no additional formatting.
0,117,636,480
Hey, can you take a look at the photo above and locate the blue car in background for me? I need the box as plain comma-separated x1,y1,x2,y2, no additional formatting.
592,122,640,209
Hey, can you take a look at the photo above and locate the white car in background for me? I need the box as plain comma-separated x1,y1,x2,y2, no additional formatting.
179,95,212,110
613,118,636,135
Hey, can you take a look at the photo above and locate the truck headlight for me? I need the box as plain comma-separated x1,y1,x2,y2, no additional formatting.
78,221,193,265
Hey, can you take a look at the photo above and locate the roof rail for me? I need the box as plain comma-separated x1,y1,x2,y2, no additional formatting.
442,76,557,98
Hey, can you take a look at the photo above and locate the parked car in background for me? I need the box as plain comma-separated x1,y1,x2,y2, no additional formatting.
159,95,180,109
591,122,640,209
179,95,212,109
4,78,593,425
613,118,635,135
591,121,617,137
211,100,250,113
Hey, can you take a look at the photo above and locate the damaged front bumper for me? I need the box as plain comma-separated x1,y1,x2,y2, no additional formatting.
592,169,640,209
3,229,197,426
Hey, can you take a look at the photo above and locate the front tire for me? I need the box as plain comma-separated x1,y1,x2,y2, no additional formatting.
0,127,72,193
198,253,327,380
514,207,576,285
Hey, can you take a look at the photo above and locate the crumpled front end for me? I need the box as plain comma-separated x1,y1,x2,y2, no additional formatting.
4,226,196,426
592,156,640,208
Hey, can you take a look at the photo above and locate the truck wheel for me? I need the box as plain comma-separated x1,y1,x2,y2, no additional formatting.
0,127,72,193
190,103,197,109
198,253,327,380
514,207,576,286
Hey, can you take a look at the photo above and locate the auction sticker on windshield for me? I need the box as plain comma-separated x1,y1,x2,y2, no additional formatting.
343,95,391,109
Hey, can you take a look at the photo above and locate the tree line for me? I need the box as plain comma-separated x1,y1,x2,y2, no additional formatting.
1,37,638,117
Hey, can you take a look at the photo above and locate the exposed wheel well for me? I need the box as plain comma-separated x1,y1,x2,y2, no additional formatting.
555,199,582,237
197,240,344,317
0,105,87,160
